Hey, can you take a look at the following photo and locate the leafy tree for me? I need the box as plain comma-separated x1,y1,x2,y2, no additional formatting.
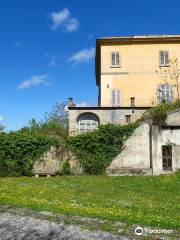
20,102,69,141
44,101,68,129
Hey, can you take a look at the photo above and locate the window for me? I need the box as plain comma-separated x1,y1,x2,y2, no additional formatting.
77,113,99,133
157,83,173,103
162,145,172,170
125,115,131,123
112,90,120,106
159,50,169,66
112,52,120,67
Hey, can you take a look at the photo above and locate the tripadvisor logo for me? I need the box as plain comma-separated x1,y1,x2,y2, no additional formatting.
135,227,144,236
134,226,173,236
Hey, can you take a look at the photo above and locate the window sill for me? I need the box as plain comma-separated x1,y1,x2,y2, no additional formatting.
159,65,170,67
110,66,121,68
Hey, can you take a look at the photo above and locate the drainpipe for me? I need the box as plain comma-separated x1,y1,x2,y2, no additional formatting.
131,97,135,114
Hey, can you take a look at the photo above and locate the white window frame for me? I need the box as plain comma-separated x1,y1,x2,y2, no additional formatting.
157,83,173,103
159,50,169,66
111,52,120,67
112,89,121,106
78,119,98,133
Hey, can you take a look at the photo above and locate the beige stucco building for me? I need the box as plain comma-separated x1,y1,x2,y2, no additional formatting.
69,35,180,135
96,34,180,107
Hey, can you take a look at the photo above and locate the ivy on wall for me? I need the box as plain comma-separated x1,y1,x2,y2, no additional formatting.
68,123,139,175
0,132,58,176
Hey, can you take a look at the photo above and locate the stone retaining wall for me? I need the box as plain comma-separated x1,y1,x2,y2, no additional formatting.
32,146,81,176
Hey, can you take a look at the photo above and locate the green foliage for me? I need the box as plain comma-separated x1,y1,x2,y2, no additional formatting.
0,132,58,176
0,175,179,229
62,161,72,175
140,100,180,126
20,118,68,142
151,109,167,126
19,102,69,142
68,123,139,175
44,101,68,130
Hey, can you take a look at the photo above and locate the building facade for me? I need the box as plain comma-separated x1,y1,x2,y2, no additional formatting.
69,35,180,135
68,106,149,135
107,109,180,175
96,35,180,107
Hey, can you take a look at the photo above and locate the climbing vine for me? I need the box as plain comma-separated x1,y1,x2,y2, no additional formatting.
0,132,58,176
68,123,139,175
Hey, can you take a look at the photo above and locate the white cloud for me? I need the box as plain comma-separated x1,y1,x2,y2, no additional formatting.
65,18,79,32
17,75,50,89
0,116,3,121
50,8,79,32
69,47,95,63
49,55,58,67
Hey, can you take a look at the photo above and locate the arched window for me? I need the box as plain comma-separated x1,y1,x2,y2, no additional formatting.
76,113,99,133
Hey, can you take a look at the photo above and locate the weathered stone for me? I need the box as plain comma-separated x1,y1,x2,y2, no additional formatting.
107,109,180,175
0,212,129,240
32,147,81,176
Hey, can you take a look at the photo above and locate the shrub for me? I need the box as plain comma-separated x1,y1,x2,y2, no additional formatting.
151,110,167,126
140,100,180,126
20,118,68,141
0,132,58,176
62,161,72,175
68,123,138,175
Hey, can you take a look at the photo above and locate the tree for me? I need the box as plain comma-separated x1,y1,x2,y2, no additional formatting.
168,57,180,100
19,101,69,141
155,57,180,105
156,57,180,102
20,102,69,140
44,101,68,129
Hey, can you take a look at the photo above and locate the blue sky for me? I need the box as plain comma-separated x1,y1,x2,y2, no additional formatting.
0,0,180,130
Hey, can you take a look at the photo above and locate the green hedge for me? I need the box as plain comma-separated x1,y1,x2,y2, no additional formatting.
68,123,138,175
0,132,58,176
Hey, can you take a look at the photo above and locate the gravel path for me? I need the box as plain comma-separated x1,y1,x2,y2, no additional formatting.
0,212,131,240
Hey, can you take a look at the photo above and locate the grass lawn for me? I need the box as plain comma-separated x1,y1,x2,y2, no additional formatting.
0,175,179,229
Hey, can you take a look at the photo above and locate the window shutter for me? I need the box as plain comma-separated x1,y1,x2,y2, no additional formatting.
167,84,173,102
112,90,120,106
159,51,169,66
112,53,115,66
112,90,116,106
116,53,120,66
165,51,169,65
112,52,120,66
160,51,164,66
117,90,120,106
